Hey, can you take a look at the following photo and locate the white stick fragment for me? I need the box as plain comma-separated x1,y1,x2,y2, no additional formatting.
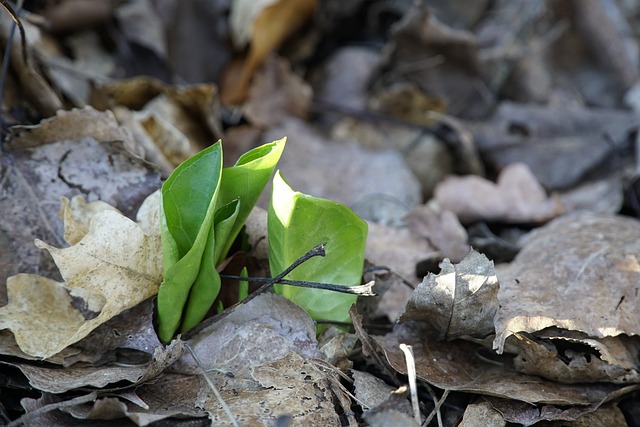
399,343,421,425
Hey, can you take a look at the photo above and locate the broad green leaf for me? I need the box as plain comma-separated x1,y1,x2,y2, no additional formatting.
157,143,223,343
179,199,240,333
268,171,367,324
216,138,286,262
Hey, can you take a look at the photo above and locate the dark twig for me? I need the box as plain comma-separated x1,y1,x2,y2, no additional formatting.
220,275,376,296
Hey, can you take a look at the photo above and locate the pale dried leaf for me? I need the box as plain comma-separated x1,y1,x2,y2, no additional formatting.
434,162,564,224
493,212,640,383
0,196,162,358
60,196,118,245
261,118,421,216
486,396,630,426
9,106,137,153
400,250,499,340
243,55,313,127
352,370,396,410
115,0,167,59
366,221,436,283
459,400,506,427
405,202,470,262
172,293,336,425
494,213,640,351
176,293,321,374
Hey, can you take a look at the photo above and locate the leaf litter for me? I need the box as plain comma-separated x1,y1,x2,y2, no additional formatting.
3,0,640,425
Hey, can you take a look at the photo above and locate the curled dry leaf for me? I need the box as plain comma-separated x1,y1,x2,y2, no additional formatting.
434,162,564,224
400,249,499,340
494,212,640,383
374,322,638,419
0,193,162,359
90,76,222,168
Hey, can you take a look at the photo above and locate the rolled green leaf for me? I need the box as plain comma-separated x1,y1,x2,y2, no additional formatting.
217,138,286,262
180,199,240,333
157,143,223,343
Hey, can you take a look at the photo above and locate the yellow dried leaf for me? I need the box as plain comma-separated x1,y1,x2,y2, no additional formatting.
0,194,162,358
60,195,118,245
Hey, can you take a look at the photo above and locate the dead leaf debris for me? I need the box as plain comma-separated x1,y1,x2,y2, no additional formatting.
3,1,640,425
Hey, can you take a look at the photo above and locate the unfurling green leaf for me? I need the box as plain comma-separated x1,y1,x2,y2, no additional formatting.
268,170,367,325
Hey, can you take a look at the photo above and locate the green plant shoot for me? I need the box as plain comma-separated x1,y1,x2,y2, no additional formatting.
268,170,368,325
157,143,223,343
157,139,286,343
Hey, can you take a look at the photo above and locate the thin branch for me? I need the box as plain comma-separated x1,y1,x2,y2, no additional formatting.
423,387,449,427
220,275,376,296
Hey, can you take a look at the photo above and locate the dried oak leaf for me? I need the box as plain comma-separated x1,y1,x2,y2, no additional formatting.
400,249,499,340
434,162,564,224
0,193,162,359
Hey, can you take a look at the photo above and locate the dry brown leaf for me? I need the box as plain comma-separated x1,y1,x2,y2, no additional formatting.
0,10,63,116
493,212,640,383
90,76,222,147
465,102,638,190
9,106,136,152
369,82,447,126
458,400,506,427
381,3,491,118
243,55,313,127
332,119,454,200
511,332,640,384
375,322,638,417
44,0,114,33
485,396,630,427
0,194,162,359
434,162,564,224
176,293,322,375
405,202,470,263
222,0,316,104
4,339,181,394
352,370,397,411
400,249,499,340
495,212,640,346
114,0,167,61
